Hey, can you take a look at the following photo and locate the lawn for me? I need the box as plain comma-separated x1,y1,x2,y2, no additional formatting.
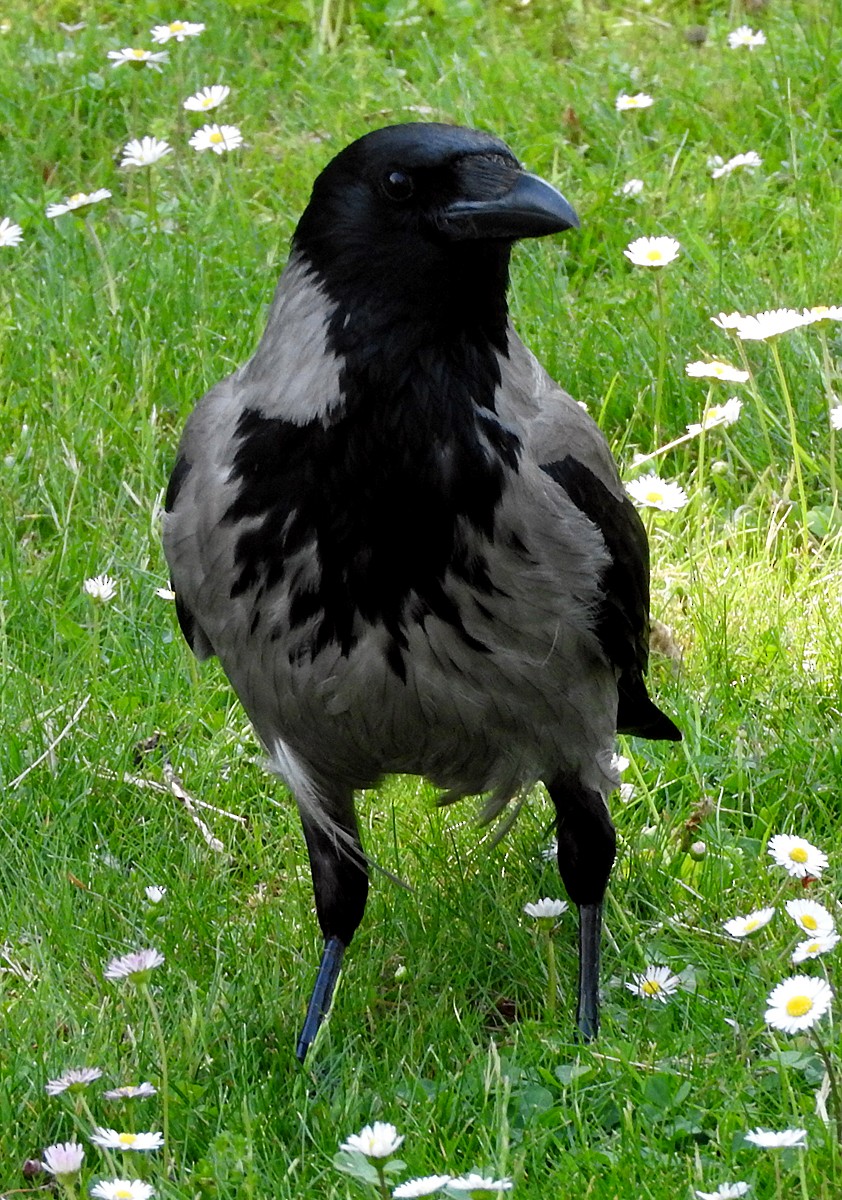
1,1,841,1197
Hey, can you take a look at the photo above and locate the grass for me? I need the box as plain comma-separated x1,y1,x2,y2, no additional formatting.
2,0,842,1197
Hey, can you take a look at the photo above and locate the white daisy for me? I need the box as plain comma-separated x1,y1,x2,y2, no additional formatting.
626,965,680,1002
188,123,243,154
339,1122,404,1159
830,405,842,431
802,305,842,324
151,20,205,43
47,189,111,219
84,573,117,602
765,975,833,1034
523,897,568,920
45,1066,103,1095
447,1174,513,1194
103,947,165,983
624,235,680,267
723,906,775,939
103,1082,158,1100
120,137,172,168
744,1127,807,1148
90,1129,164,1152
625,472,689,512
709,152,762,180
392,1177,452,1197
42,1142,85,1177
727,25,766,48
617,178,644,197
792,931,840,963
687,397,743,436
90,1181,155,1200
768,833,828,879
183,85,230,112
0,216,23,246
695,1185,750,1200
735,308,810,341
685,360,749,383
107,48,169,70
710,311,744,331
616,92,654,110
785,898,835,935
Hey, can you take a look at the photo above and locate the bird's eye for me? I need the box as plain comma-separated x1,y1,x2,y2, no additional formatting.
382,169,414,202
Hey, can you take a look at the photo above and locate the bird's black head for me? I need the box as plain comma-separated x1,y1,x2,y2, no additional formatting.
292,123,579,347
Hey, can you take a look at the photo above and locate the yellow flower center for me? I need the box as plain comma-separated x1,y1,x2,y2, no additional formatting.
806,941,820,953
169,21,185,31
131,48,148,58
210,131,224,144
801,914,818,930
789,847,808,863
644,489,664,503
118,1133,138,1146
812,306,829,316
641,979,662,996
744,918,759,931
201,97,213,107
69,193,86,204
115,1191,133,1199
785,995,813,1018
646,249,663,262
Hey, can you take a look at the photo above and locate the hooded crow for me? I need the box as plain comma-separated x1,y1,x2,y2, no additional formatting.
163,122,681,1061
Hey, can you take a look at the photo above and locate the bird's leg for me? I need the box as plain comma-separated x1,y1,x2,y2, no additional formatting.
547,778,616,1041
295,797,368,1062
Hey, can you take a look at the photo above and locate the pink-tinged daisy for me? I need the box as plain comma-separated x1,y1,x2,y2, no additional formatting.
107,48,169,70
120,137,172,168
744,1127,807,1148
339,1121,404,1159
103,947,165,984
45,1066,103,1095
0,216,23,246
723,906,775,939
90,1181,155,1200
624,235,680,267
47,189,111,219
42,1142,85,1178
792,931,840,963
727,25,766,48
626,965,680,1002
151,20,205,43
616,92,654,111
625,472,688,512
90,1129,164,1152
768,833,827,879
183,85,230,112
765,975,833,1034
188,123,243,154
685,360,749,383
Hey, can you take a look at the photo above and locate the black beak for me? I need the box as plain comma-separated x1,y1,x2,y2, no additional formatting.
441,167,580,242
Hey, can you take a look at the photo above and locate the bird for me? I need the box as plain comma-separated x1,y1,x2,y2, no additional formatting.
162,121,681,1062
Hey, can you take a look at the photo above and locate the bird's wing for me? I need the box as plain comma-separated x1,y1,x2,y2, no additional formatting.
497,331,680,741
